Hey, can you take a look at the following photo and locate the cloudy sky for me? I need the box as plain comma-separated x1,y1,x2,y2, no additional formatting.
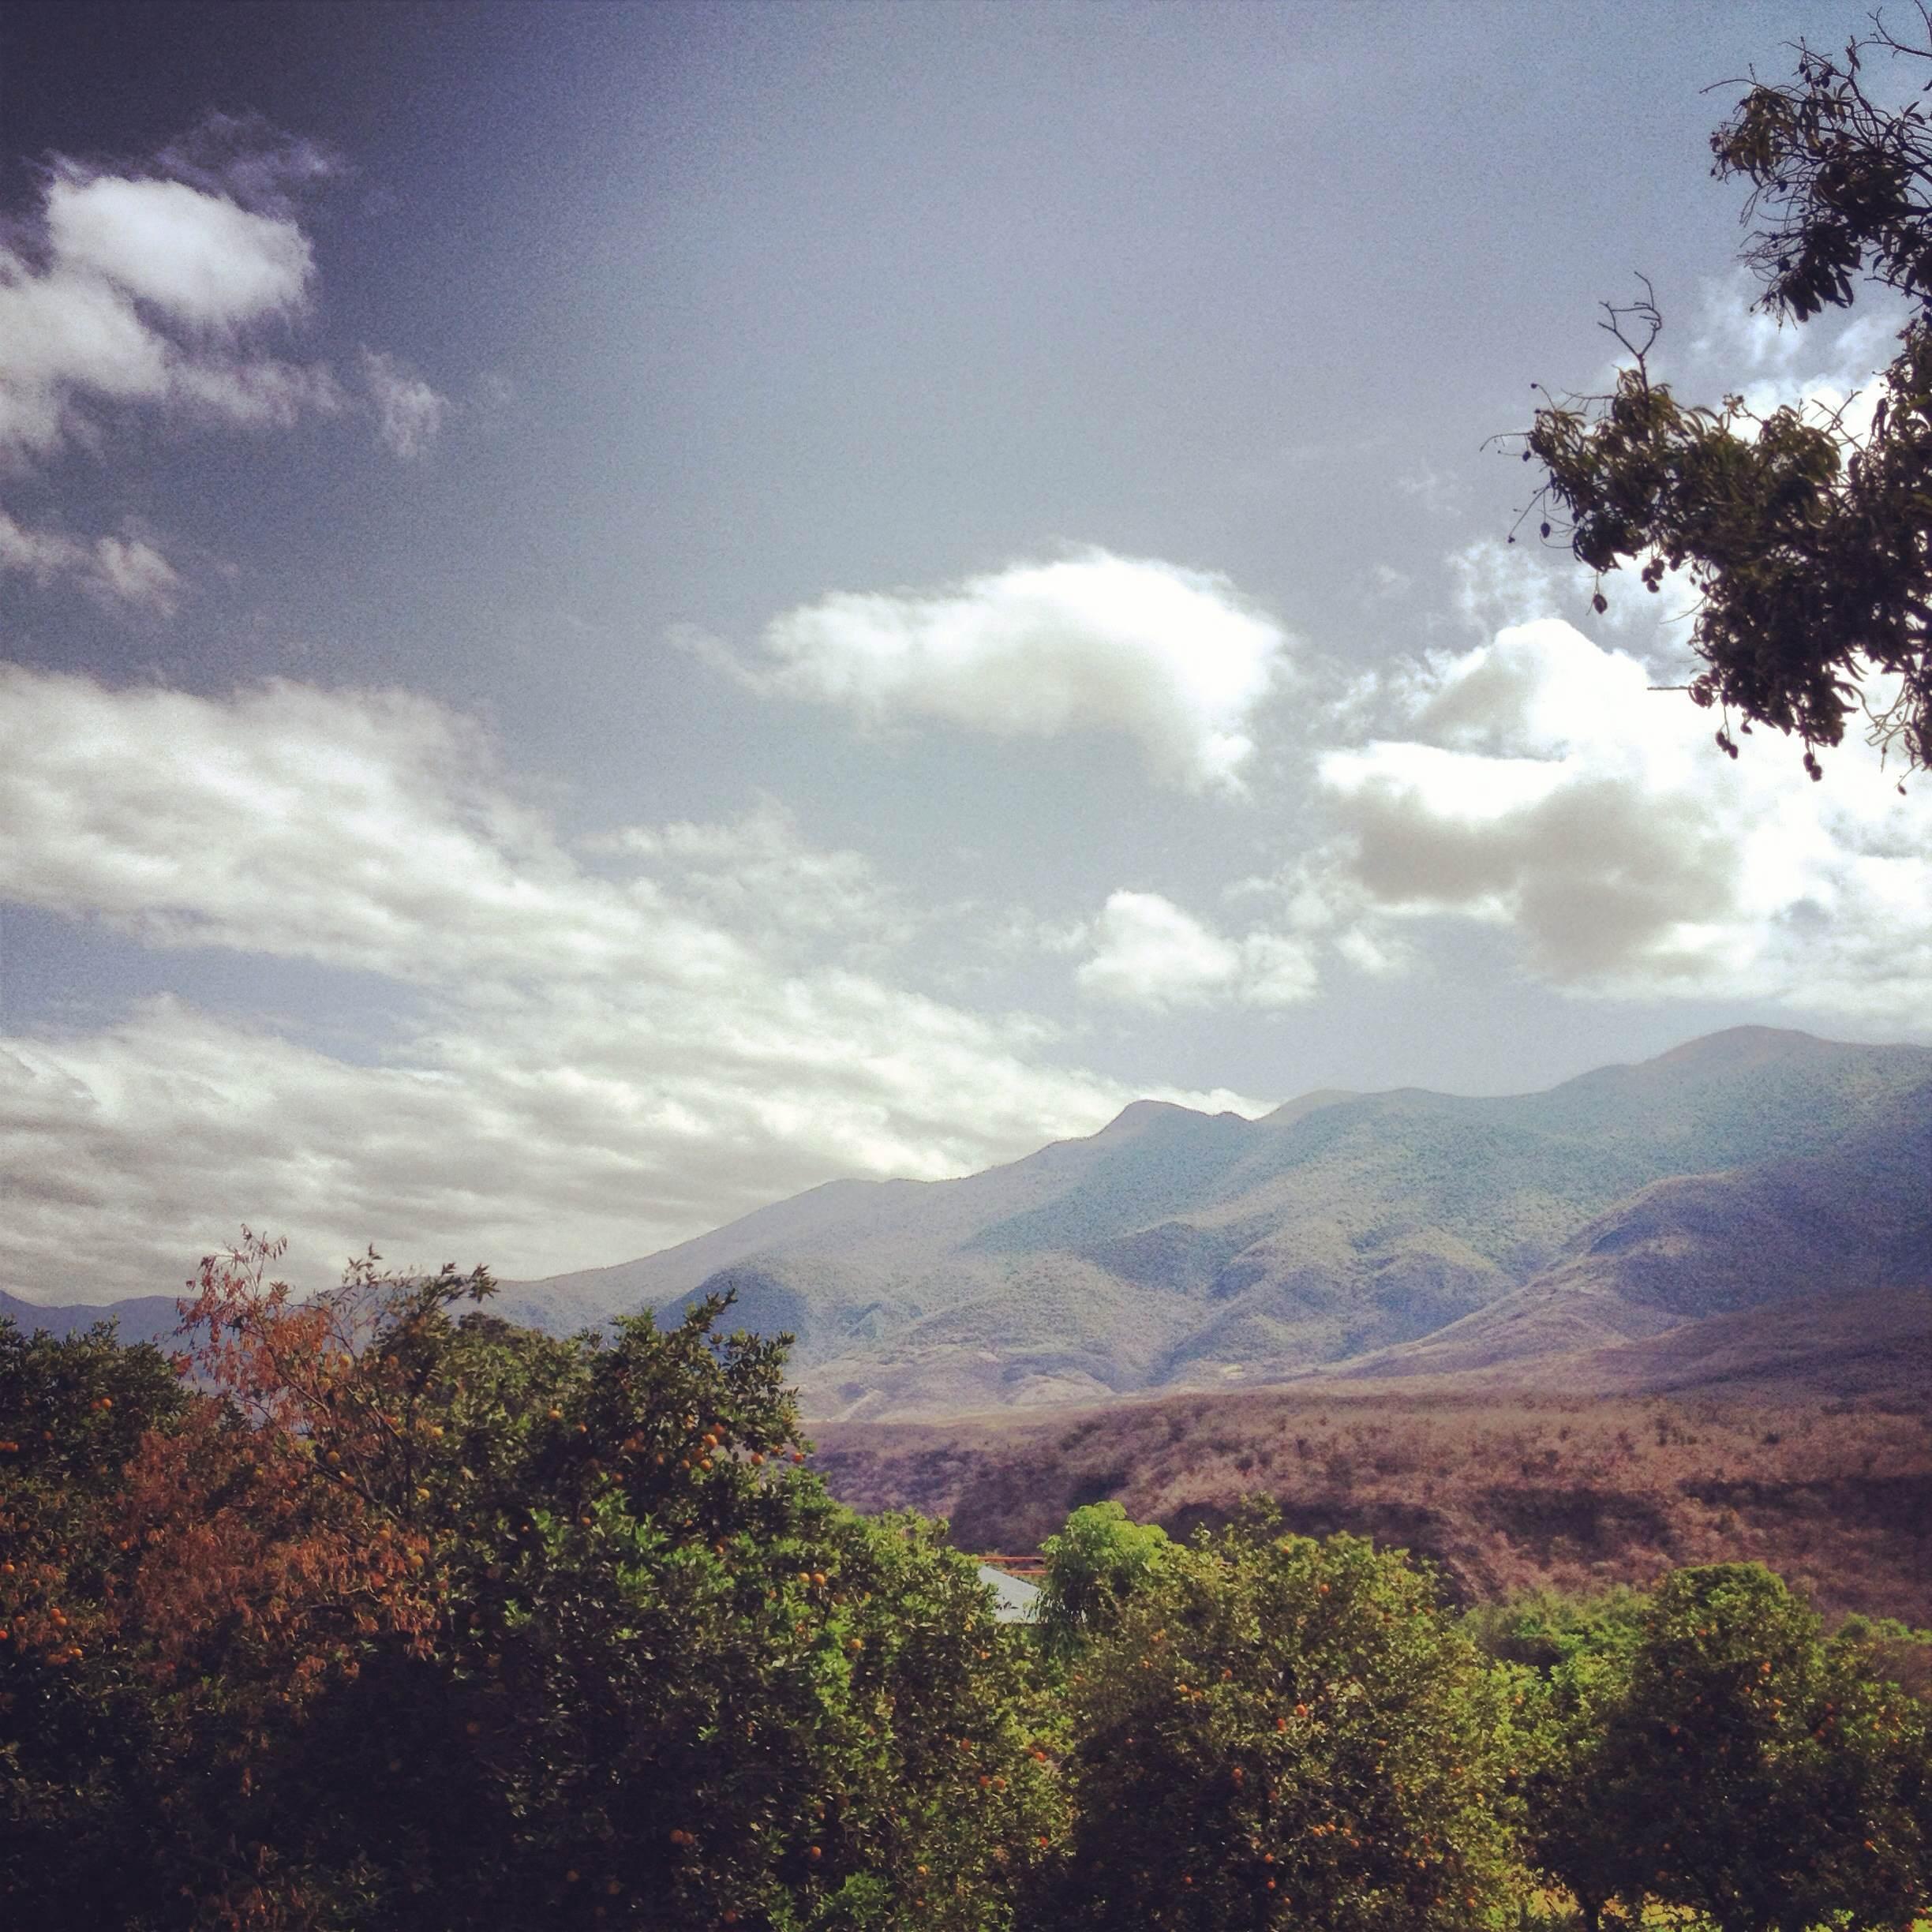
3,0,1927,1302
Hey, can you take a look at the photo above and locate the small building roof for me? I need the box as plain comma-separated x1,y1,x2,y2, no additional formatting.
976,1563,1042,1623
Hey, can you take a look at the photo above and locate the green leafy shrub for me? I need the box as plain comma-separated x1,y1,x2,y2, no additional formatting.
1040,1516,1526,1930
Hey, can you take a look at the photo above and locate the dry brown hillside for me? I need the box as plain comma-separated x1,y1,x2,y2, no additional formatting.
811,1298,1932,1625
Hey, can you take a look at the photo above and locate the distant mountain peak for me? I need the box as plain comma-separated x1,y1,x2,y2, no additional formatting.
1095,1098,1204,1138
17,1028,1927,1426
1649,1024,1831,1068
1260,1088,1357,1127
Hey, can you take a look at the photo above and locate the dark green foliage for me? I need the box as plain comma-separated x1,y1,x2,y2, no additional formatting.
1,1257,1064,1930
1467,1587,1649,1932
1485,1566,1931,1932
1837,1610,1932,1704
0,1317,192,1926
0,1313,189,1476
1526,15,1932,773
6,1271,1930,1930
1461,1584,1649,1674
1596,1564,1929,1932
1041,1518,1526,1931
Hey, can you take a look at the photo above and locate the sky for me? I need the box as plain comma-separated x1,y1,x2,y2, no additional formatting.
2,0,1928,1303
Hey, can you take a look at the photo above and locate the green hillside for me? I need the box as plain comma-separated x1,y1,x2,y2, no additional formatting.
529,1027,1932,1418
13,1029,1926,1420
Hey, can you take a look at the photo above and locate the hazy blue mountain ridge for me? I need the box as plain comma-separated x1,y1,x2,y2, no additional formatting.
0,1293,182,1349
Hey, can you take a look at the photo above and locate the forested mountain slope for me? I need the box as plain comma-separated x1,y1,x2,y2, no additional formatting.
10,1028,1924,1419
515,1026,1932,1417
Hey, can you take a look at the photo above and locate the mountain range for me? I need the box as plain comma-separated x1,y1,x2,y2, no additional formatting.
7,1028,1927,1421
500,1025,1931,1417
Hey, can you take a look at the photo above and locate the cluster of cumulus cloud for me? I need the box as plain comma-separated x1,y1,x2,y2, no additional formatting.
741,551,1289,794
6,563,1923,1299
2,124,1926,1303
1313,616,1929,1019
0,661,1258,1298
726,542,1929,1025
0,116,446,612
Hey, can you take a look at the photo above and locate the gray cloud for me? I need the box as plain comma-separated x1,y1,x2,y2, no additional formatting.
1314,620,1932,1020
0,664,1264,1299
0,511,182,615
360,348,450,459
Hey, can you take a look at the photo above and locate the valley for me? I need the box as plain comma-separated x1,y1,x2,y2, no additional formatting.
10,1023,1927,1626
811,1343,1932,1626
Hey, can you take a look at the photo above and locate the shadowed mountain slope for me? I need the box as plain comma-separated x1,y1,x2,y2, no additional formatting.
9,1029,1924,1420
1340,1082,1932,1380
0,1292,181,1349
506,1027,1932,1418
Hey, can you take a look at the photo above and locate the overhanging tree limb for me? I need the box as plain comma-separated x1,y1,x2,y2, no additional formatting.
1519,7,1932,777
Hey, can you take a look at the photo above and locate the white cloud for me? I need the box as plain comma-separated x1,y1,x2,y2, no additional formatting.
1239,930,1324,1006
747,550,1291,792
0,127,450,609
1688,271,1909,440
0,511,182,615
1564,269,1904,408
360,348,449,459
44,170,315,330
1331,924,1411,979
1075,889,1317,1011
601,803,911,955
0,665,748,989
1315,620,1932,1023
1449,534,1685,642
0,163,333,462
88,533,185,613
0,663,1267,1300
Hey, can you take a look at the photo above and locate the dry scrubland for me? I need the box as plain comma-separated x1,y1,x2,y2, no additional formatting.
814,1381,1932,1628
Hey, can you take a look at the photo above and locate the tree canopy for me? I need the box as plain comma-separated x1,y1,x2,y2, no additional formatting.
5,1247,1929,1930
1034,1500,1174,1662
2,1239,1064,1930
1041,1518,1526,1932
1472,1571,1930,1932
1526,9,1932,776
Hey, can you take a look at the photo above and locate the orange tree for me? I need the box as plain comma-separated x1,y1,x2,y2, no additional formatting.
1584,1562,1929,1932
1034,1516,1526,1931
3,1236,1063,1930
1464,1588,1650,1932
314,1276,1065,1931
1035,1500,1174,1664
0,1316,190,1924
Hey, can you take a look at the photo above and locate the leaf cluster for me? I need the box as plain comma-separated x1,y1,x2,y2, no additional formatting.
1524,11,1932,774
